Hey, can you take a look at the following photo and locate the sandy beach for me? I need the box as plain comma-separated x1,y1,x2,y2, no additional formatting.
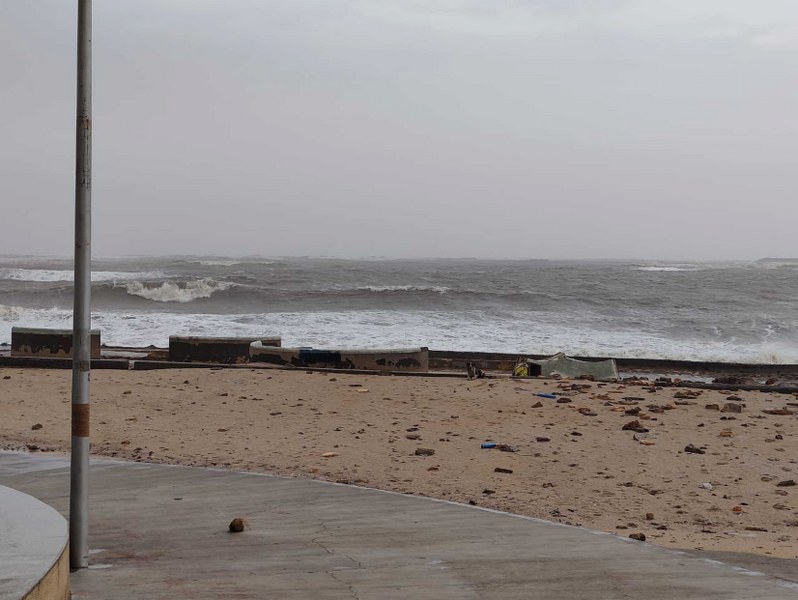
2,366,797,559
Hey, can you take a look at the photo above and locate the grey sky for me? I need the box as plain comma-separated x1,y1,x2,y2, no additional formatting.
2,1,797,260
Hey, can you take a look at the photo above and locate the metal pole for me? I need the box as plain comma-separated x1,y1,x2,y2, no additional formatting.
70,0,92,570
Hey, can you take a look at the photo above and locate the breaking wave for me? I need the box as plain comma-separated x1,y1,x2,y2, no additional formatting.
121,279,233,303
0,268,164,282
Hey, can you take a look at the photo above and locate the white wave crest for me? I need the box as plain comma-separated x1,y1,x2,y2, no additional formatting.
357,285,449,293
634,266,695,272
122,279,233,303
0,268,163,282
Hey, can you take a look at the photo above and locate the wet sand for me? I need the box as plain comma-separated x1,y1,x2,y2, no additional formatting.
1,366,797,558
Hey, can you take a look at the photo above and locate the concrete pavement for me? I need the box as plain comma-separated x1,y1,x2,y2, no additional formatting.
0,451,796,599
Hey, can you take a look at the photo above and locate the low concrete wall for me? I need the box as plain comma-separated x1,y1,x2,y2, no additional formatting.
169,336,281,364
0,485,69,600
250,343,429,372
11,327,100,359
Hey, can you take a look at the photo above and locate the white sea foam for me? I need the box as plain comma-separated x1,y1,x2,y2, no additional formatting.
0,268,164,282
121,279,233,303
634,266,695,272
194,260,240,267
2,304,796,364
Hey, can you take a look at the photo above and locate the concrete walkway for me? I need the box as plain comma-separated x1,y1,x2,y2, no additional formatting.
1,452,795,599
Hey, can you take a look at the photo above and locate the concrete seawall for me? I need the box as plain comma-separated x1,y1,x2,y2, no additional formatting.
250,343,430,372
169,336,281,364
11,327,100,360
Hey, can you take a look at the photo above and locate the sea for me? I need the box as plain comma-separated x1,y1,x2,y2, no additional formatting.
0,256,796,364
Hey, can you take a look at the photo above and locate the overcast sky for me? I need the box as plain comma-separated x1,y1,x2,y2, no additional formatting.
2,1,797,260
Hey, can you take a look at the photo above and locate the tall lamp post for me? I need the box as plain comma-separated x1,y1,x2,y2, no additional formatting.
70,0,92,570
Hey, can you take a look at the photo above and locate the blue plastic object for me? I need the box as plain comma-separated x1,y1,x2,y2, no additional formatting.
481,442,497,449
535,392,557,399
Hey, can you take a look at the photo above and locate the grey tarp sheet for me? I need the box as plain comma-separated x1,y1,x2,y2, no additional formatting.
528,353,619,380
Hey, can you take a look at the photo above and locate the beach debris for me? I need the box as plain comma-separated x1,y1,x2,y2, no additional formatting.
482,488,496,495
356,388,370,393
535,393,557,399
633,433,654,445
527,353,619,381
699,482,713,490
481,443,518,452
406,433,421,440
628,533,646,542
732,506,744,513
321,452,339,458
777,480,797,487
684,444,706,454
719,430,735,438
228,518,246,533
705,404,720,411
745,526,769,532
494,467,514,474
645,512,654,520
621,420,649,433
721,403,742,413
2,375,10,380
577,407,597,416
536,436,551,443
467,362,486,380
30,423,42,431
415,448,435,456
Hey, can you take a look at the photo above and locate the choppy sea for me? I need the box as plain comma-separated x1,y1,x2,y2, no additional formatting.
0,256,796,363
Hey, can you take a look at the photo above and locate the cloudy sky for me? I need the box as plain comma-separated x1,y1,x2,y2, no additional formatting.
2,1,797,260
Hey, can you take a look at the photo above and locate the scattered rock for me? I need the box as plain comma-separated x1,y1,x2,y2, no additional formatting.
30,423,43,431
645,512,654,520
494,467,514,474
482,489,496,495
721,403,742,413
705,404,720,411
531,401,543,408
536,437,551,443
684,444,706,454
622,420,649,433
628,533,646,541
764,408,794,416
745,526,768,532
405,433,421,440
777,480,797,487
229,518,246,533
713,376,750,385
719,430,735,438
578,408,597,416
415,448,435,456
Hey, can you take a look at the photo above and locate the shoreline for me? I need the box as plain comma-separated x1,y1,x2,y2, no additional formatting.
2,365,798,560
